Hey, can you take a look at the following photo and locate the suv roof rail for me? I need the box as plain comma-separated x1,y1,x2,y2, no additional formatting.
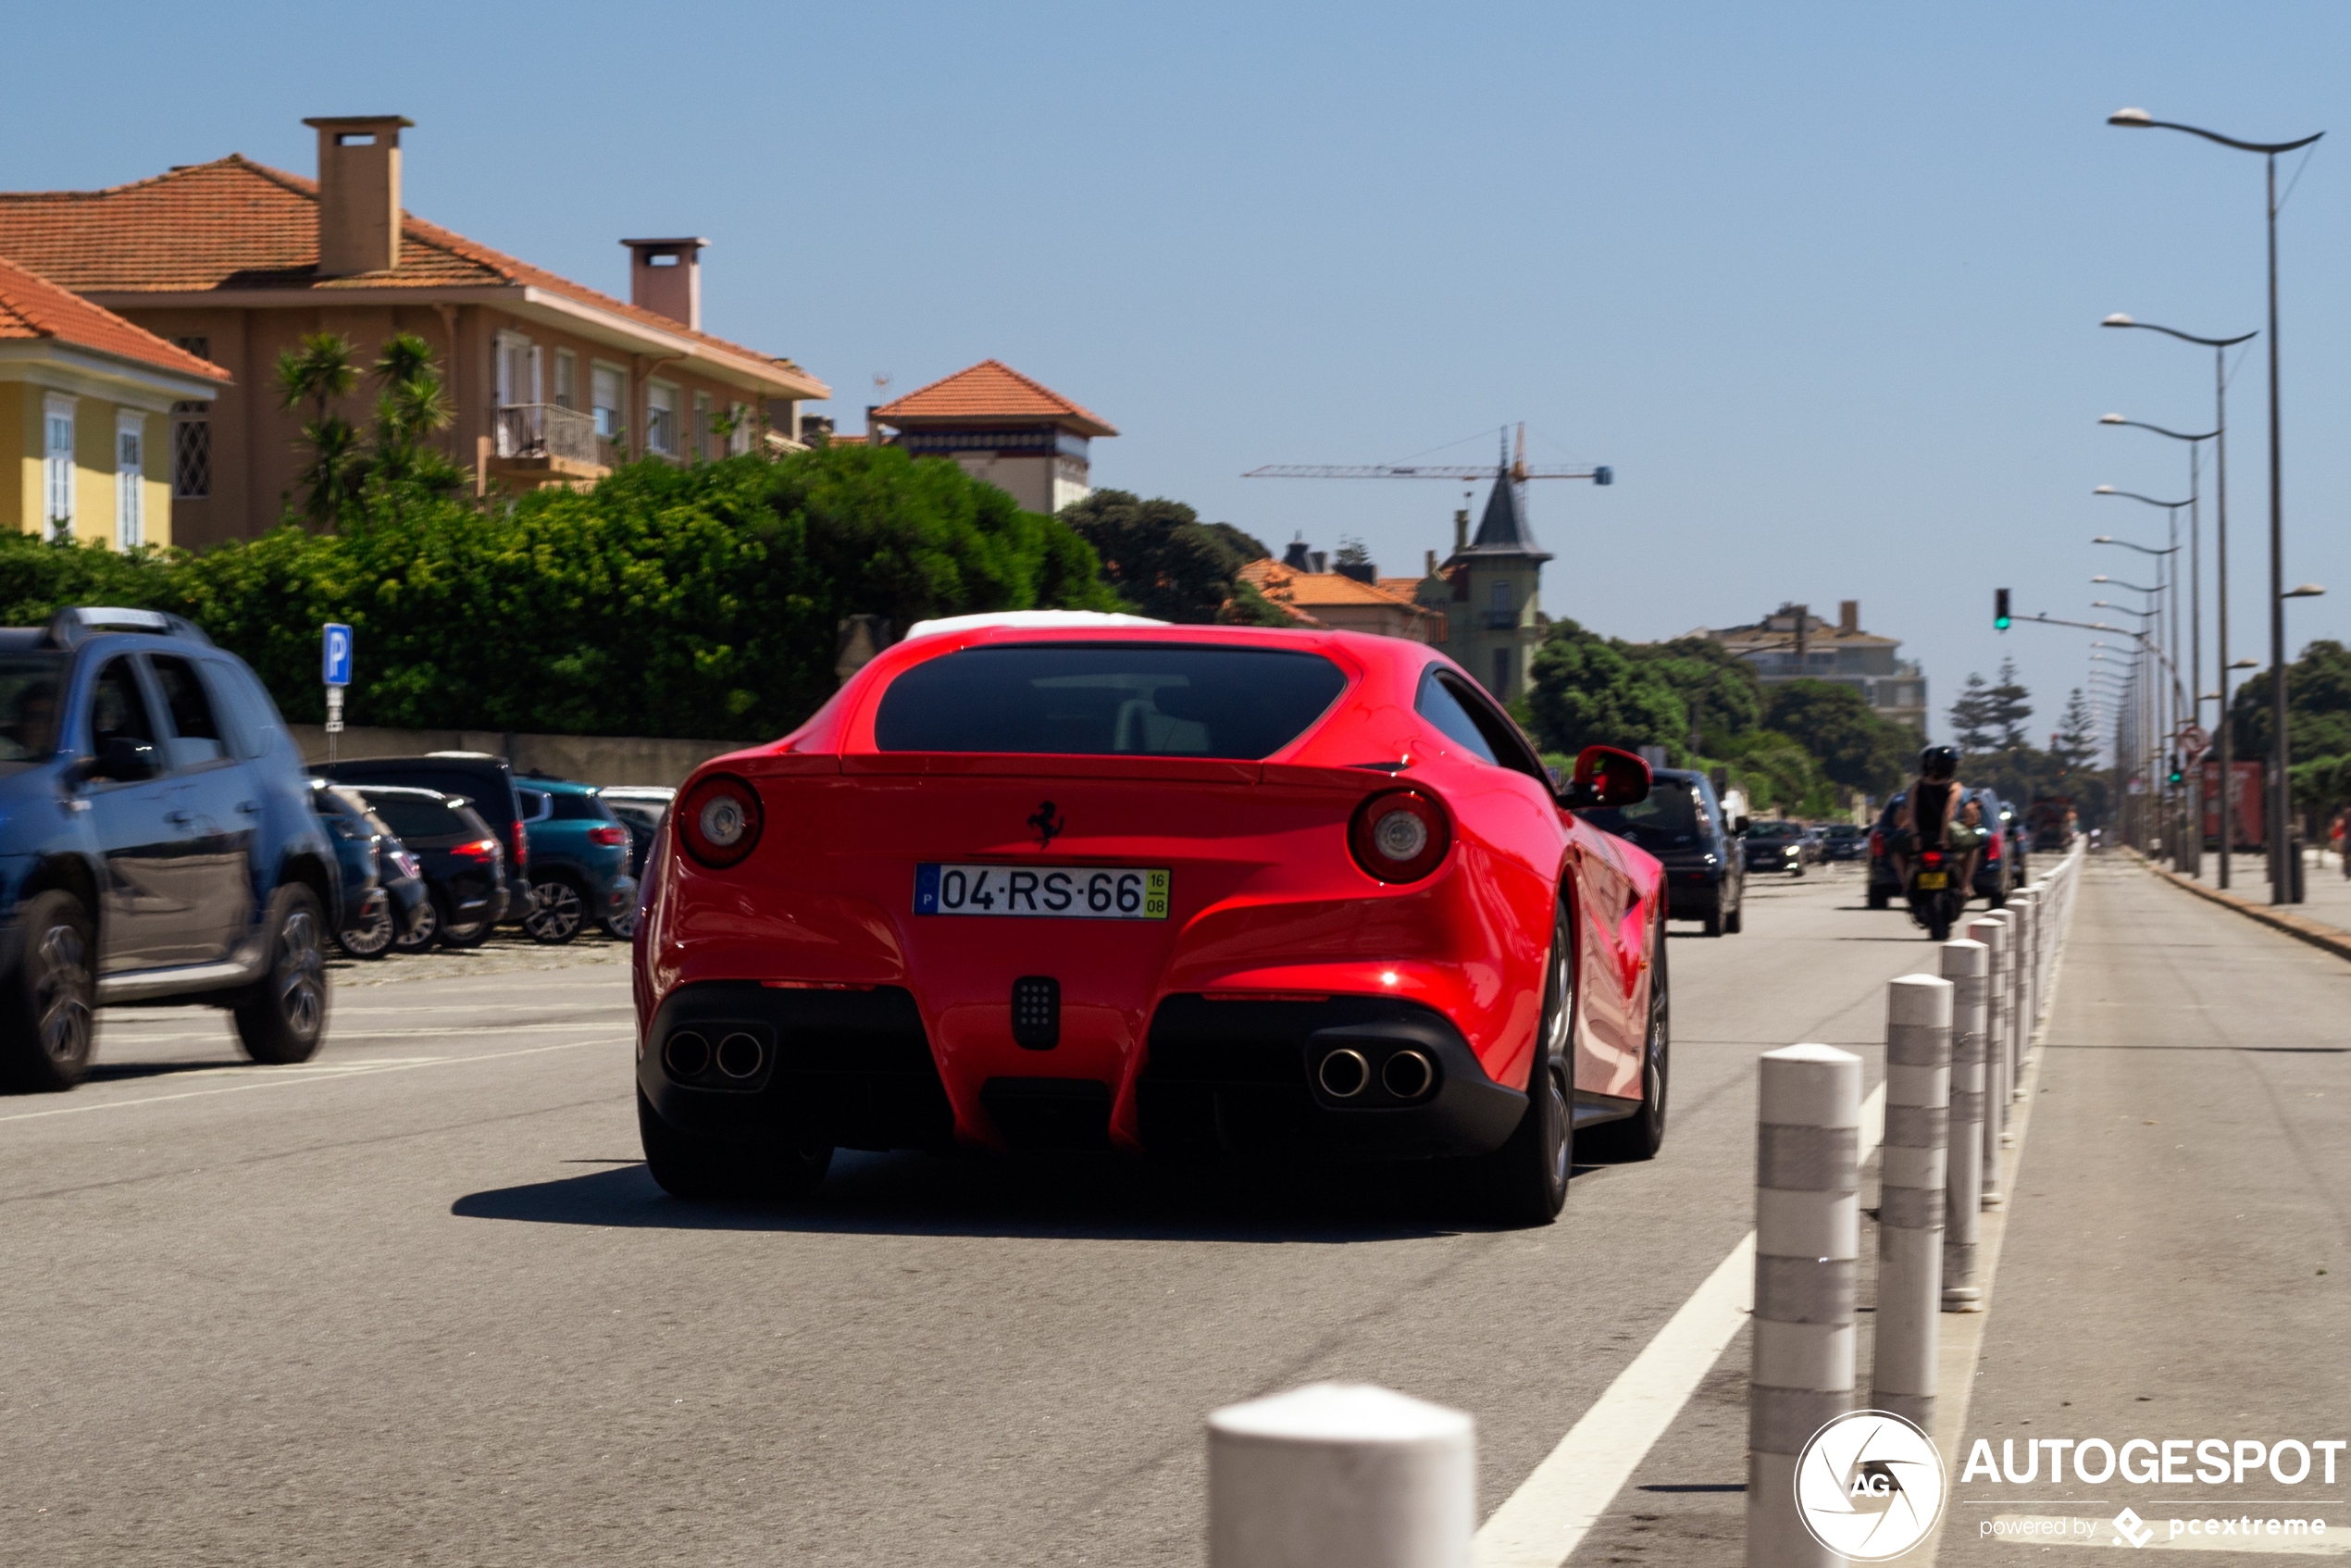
46,605,211,649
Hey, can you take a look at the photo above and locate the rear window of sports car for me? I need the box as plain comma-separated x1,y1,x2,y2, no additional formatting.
874,644,1349,759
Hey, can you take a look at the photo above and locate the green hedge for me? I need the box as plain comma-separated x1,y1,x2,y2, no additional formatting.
0,443,1115,741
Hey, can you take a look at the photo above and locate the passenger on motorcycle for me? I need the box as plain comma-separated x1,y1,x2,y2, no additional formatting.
1888,745,1985,893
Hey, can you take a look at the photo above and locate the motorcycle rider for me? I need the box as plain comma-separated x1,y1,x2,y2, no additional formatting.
1889,744,1984,893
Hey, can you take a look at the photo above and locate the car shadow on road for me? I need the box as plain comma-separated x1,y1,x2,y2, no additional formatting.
453,1150,1608,1243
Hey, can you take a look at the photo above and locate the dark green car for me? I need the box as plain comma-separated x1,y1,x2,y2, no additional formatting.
515,776,639,944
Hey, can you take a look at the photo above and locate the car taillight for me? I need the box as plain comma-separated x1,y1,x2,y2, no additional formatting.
452,838,502,863
391,850,423,879
588,825,629,848
1869,830,1883,855
512,821,529,873
680,774,764,869
1984,832,2001,860
1348,788,1450,884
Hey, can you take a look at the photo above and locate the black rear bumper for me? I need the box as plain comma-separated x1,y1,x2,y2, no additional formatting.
1137,994,1525,1161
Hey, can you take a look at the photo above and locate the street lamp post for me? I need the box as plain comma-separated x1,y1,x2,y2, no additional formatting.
2093,508,2187,861
2101,316,2257,885
2108,107,2323,902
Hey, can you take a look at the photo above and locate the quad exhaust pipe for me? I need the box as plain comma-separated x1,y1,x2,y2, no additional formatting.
1315,1045,1436,1102
662,1027,765,1082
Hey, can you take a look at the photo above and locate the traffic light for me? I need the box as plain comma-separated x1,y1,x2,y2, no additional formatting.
1994,588,2011,630
2168,757,2184,786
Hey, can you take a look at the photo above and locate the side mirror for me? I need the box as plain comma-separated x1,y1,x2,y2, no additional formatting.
1734,815,1752,835
1562,743,1651,810
85,736,158,784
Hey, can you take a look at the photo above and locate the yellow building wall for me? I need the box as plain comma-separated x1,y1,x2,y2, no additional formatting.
0,383,27,536
50,397,168,550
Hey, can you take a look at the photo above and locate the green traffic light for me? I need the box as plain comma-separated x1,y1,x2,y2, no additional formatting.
1994,588,2011,630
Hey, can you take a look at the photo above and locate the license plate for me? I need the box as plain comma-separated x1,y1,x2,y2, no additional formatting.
915,864,1170,920
1915,871,1948,890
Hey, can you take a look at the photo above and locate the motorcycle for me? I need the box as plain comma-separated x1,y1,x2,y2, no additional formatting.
1906,845,1968,941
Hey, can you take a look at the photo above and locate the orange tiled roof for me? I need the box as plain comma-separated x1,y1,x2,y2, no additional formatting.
0,156,825,396
872,359,1115,436
1243,559,1436,611
0,254,230,383
1377,576,1430,602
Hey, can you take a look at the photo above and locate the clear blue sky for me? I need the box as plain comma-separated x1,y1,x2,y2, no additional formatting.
8,2,2349,750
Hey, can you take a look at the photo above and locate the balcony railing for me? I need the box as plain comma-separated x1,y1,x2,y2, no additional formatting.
493,404,603,467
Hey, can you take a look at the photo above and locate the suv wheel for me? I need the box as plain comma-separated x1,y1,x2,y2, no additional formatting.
234,887,329,1064
0,890,95,1091
337,901,394,961
395,895,440,952
601,906,639,941
523,878,585,945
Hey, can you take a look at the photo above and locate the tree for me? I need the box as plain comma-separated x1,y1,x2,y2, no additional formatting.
2231,640,2351,764
1947,671,1997,752
2053,689,2099,772
365,333,464,498
1332,535,1375,583
1763,679,1914,795
1986,656,2033,749
1057,490,1270,623
274,332,365,529
1623,637,1765,751
1522,618,1688,757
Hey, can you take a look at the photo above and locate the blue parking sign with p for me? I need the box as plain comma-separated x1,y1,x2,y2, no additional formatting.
322,623,354,687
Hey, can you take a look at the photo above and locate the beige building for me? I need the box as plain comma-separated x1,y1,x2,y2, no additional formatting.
0,116,828,548
868,361,1113,516
1688,600,1929,732
1404,477,1551,700
0,255,230,547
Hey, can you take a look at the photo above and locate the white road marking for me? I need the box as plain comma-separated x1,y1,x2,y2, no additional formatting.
1474,1080,1886,1568
0,1036,628,1124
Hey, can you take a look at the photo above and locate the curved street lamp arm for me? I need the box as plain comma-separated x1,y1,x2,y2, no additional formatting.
2094,489,2192,511
2104,417,2220,442
2108,112,2325,155
2102,317,2258,349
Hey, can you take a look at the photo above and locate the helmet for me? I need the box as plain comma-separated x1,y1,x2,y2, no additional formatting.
1919,745,1960,781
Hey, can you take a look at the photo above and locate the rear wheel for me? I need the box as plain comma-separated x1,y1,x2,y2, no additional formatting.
637,1090,831,1201
1584,907,1669,1162
1724,902,1743,935
336,899,394,960
0,890,94,1092
438,894,495,950
523,878,585,945
394,894,440,952
1867,886,1890,910
601,907,639,941
1700,902,1723,938
1477,906,1573,1226
234,887,329,1064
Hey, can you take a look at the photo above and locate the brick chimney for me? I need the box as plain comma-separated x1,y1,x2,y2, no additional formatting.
1839,599,1860,635
304,116,413,277
621,238,708,330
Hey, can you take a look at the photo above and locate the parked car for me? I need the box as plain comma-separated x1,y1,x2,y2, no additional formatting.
0,607,337,1092
344,786,510,949
1868,793,1904,908
316,753,531,927
636,616,1673,1222
309,778,427,959
1998,799,2029,882
1583,765,1747,936
515,775,639,944
1743,818,1810,877
1816,823,1867,863
597,786,674,939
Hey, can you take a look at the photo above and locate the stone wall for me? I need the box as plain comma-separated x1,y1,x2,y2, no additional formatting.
289,724,749,788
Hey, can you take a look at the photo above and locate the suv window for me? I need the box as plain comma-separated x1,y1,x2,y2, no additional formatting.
551,791,616,822
517,788,554,823
149,654,226,767
0,655,64,768
205,659,280,761
91,657,157,753
360,793,466,846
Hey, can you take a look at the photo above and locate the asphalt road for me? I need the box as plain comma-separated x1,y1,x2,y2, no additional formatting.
1,865,1981,1567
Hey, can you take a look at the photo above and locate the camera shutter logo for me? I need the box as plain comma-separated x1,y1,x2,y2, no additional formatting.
1794,1409,1947,1560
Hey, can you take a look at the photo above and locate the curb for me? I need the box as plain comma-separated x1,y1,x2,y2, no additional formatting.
2137,853,2351,964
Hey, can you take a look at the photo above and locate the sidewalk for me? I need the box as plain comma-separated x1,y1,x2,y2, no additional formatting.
1936,855,2351,1561
2171,843,2351,938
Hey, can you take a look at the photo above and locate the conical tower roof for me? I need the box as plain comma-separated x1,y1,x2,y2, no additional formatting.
1463,470,1551,561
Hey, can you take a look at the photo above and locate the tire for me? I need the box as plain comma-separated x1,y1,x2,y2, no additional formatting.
234,886,330,1064
438,895,495,950
600,907,639,941
1476,902,1573,1226
523,877,586,945
1867,887,1890,911
1583,909,1669,1162
637,1089,831,1201
336,899,394,961
0,889,95,1092
1724,902,1743,935
1987,887,2008,910
1927,907,1952,942
1700,897,1723,938
1791,862,1806,879
394,893,440,952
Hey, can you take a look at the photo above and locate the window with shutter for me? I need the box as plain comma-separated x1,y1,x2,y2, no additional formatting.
116,414,144,549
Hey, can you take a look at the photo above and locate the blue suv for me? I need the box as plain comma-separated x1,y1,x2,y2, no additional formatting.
0,608,337,1092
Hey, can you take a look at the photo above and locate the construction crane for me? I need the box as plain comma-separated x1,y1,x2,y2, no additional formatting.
1242,424,1611,486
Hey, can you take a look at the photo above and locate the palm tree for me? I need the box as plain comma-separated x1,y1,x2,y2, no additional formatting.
275,333,362,528
368,332,460,492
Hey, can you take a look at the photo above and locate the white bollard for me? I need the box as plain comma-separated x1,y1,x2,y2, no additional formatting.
1748,1043,1861,1568
1939,939,1987,1311
2009,893,2038,1079
1873,974,1952,1429
1968,913,2010,1192
1208,1383,1474,1568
